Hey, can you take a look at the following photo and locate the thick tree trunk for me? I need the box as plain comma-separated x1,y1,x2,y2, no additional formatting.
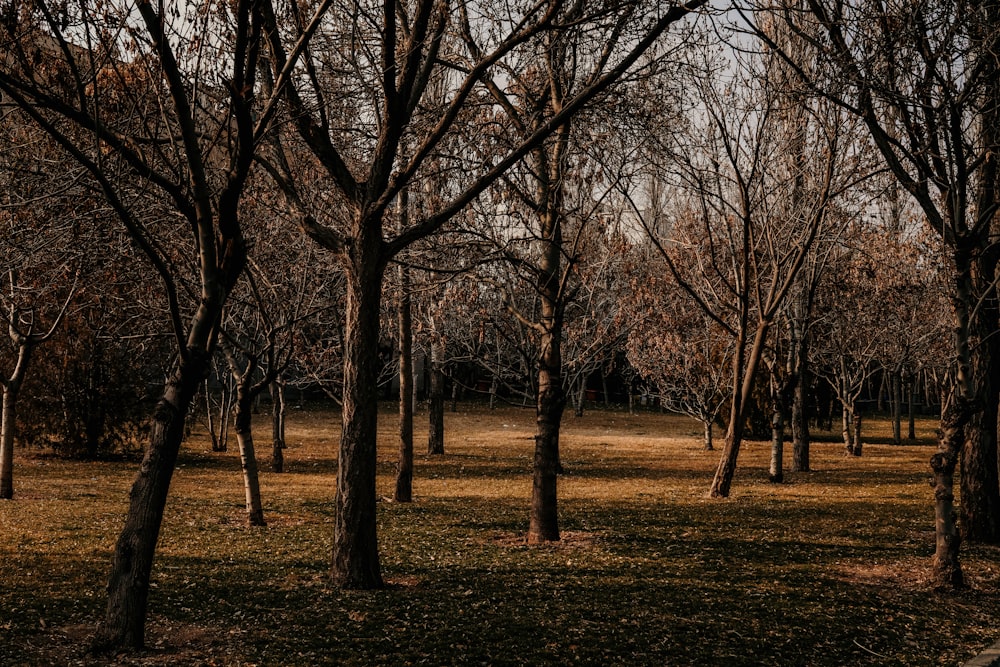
427,335,445,455
333,239,386,589
92,355,205,651
960,259,1000,543
270,380,285,473
529,200,565,543
395,264,414,504
531,321,563,542
710,321,770,498
932,397,973,589
233,386,265,527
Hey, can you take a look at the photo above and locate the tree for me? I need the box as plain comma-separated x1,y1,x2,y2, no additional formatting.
626,254,733,450
0,0,329,649
622,29,857,497
261,0,708,585
757,0,1000,586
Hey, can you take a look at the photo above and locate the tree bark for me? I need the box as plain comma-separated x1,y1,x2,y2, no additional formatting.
529,202,565,543
233,384,266,526
0,343,31,500
960,253,1000,543
710,320,770,498
704,420,714,451
791,345,810,472
427,334,445,455
92,354,205,651
891,369,902,445
769,405,784,484
851,407,863,457
332,232,386,589
906,371,916,441
932,397,973,589
270,380,285,473
394,262,414,503
842,403,853,454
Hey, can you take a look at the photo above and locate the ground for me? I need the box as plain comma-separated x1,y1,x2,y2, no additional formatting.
1,403,998,665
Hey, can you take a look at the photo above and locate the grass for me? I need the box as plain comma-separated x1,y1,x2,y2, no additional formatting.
1,403,998,666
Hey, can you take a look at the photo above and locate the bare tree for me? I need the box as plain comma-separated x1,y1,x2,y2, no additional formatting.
0,0,329,649
260,0,707,586
621,31,857,497
754,0,1000,586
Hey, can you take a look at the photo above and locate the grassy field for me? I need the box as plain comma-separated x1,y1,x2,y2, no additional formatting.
1,403,998,666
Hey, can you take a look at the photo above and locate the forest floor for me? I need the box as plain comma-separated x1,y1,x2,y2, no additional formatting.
1,403,999,666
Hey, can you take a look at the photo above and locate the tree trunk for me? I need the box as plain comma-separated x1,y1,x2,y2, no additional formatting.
931,397,973,589
270,380,285,473
841,404,853,454
960,250,1000,543
395,262,414,504
205,379,220,452
791,352,810,472
332,237,386,589
92,355,205,651
529,200,565,543
709,320,770,498
233,385,265,527
891,369,902,445
0,341,31,499
427,335,445,455
769,406,784,484
906,371,916,441
704,420,714,451
573,376,585,418
851,407,863,457
531,320,563,543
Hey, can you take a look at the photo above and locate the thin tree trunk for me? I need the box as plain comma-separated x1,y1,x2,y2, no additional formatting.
710,320,770,498
206,379,220,452
270,380,285,473
704,419,714,451
573,376,585,418
233,385,265,527
0,343,30,500
892,369,902,445
332,238,386,589
906,372,916,441
427,334,445,455
791,352,810,471
842,403,854,454
769,405,785,483
395,260,414,504
851,407,863,457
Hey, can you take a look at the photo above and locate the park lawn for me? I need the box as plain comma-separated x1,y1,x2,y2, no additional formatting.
1,404,998,666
